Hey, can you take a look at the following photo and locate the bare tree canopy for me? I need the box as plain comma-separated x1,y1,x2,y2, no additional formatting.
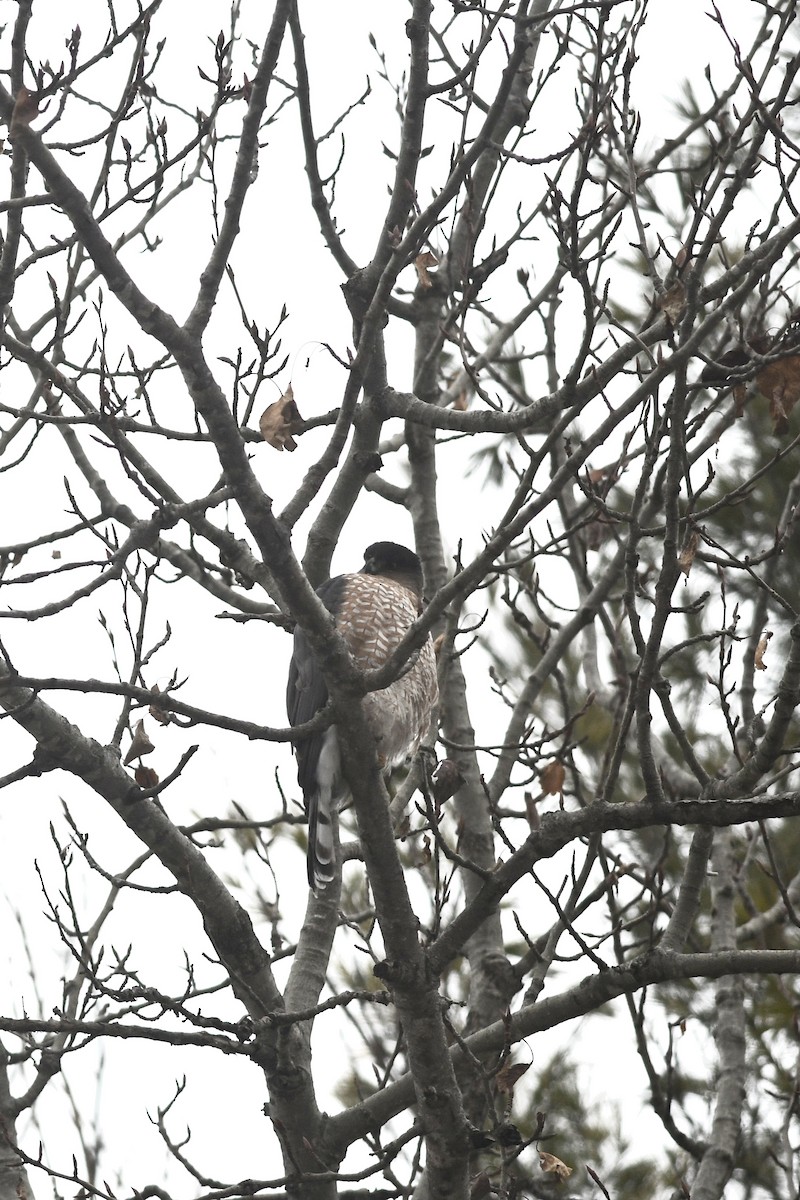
3,2,800,1198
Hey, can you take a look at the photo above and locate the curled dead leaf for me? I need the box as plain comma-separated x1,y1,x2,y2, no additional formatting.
540,761,565,797
657,281,686,328
395,814,412,840
758,357,800,435
259,385,304,451
124,719,155,765
10,87,40,134
679,530,699,577
539,1151,573,1182
414,250,439,289
431,759,463,805
495,1059,530,1096
410,833,431,869
134,764,159,788
754,630,772,672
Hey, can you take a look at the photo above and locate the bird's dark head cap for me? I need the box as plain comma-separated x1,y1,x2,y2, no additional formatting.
362,541,424,597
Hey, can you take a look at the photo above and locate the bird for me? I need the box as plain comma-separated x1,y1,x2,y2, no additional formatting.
286,542,439,891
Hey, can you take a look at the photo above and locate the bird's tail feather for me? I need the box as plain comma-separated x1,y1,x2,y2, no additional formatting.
307,789,336,891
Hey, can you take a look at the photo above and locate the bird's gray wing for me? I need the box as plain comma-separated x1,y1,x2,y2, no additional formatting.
286,575,349,889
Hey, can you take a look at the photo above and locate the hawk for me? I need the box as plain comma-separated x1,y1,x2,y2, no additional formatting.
287,542,439,891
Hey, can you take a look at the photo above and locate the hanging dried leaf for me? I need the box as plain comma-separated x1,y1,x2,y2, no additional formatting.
657,280,686,327
757,357,800,434
259,385,304,451
410,833,432,868
134,764,159,788
754,630,772,671
395,814,412,840
679,530,699,577
495,1059,530,1096
539,1152,573,1182
414,250,439,289
432,633,446,658
10,87,40,134
431,759,463,805
452,389,469,411
540,761,565,797
124,719,155,765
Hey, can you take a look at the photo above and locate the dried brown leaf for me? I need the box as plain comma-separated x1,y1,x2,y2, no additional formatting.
414,250,439,289
410,833,431,868
259,384,304,451
431,759,463,805
124,719,155,765
10,87,40,134
679,530,699,577
539,1151,573,1182
395,814,412,840
540,761,565,797
754,630,772,672
657,281,686,327
134,764,159,788
757,356,800,435
495,1059,530,1095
